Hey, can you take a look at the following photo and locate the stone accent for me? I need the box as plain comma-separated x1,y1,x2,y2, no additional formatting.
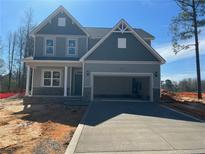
83,87,91,102
153,88,160,102
33,87,70,96
23,96,89,105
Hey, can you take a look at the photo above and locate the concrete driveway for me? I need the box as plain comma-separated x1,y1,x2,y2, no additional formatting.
66,101,205,154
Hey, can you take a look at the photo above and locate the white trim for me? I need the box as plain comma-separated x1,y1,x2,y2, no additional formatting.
23,58,81,64
25,65,31,96
44,37,55,56
30,6,89,36
23,58,160,65
31,67,34,96
84,60,160,64
35,34,87,38
33,35,36,56
80,19,166,64
64,66,68,96
69,67,72,96
82,62,85,96
90,72,153,102
41,69,62,87
66,38,78,57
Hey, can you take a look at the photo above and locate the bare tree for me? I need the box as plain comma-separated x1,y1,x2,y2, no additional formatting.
0,38,5,75
16,27,25,90
7,33,12,91
21,8,35,90
23,8,34,57
8,32,17,91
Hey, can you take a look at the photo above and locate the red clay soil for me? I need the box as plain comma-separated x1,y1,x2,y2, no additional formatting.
161,90,205,120
177,92,205,99
0,100,86,154
161,89,205,103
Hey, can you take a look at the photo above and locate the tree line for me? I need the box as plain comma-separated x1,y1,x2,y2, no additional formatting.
161,78,205,92
0,8,34,92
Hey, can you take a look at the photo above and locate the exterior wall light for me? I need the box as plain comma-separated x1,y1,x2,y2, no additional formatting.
86,70,90,76
154,72,158,77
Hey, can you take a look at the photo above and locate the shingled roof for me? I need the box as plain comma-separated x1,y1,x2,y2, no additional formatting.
84,27,155,39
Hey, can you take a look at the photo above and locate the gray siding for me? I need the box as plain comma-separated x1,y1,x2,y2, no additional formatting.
34,36,87,58
88,38,101,49
78,37,87,57
33,66,65,88
83,63,160,101
56,37,66,56
86,33,158,61
33,87,64,96
37,12,86,35
35,36,44,56
84,63,160,88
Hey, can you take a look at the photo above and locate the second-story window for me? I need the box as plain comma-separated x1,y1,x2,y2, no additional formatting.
67,39,77,56
46,39,54,55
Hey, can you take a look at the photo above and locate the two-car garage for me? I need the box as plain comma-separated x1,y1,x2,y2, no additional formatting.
91,73,153,102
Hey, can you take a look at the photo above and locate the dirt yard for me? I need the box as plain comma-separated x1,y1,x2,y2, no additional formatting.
0,99,86,154
161,90,205,120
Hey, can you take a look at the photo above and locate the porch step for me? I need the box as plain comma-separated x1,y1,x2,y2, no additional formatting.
23,96,88,106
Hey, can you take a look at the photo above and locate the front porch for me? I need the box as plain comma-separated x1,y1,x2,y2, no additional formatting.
25,60,84,99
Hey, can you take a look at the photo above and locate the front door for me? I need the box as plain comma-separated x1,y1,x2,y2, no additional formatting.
74,72,82,96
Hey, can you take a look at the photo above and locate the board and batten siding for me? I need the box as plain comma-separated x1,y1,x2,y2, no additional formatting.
36,12,86,35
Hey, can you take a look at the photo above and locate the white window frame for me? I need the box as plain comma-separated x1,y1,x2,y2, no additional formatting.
58,17,66,27
41,69,62,87
67,39,78,56
45,37,55,56
118,38,126,48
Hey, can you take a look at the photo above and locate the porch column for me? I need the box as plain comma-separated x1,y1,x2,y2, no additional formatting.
69,67,72,96
31,67,35,96
25,65,30,96
64,66,68,96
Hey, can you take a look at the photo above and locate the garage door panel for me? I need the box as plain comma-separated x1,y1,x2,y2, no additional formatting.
93,76,151,101
94,76,132,96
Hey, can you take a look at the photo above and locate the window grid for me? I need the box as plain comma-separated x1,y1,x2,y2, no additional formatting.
67,39,77,56
45,39,54,55
42,70,61,87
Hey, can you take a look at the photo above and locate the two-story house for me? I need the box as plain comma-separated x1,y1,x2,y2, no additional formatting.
23,6,165,103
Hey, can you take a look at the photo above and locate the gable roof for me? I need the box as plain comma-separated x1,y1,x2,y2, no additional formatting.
30,6,89,36
84,27,155,39
80,19,166,64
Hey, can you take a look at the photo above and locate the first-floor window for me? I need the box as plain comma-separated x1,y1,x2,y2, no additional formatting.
43,70,61,87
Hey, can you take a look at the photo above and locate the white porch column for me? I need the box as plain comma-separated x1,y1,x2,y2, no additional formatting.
64,66,68,96
69,67,72,96
31,67,35,96
25,65,31,96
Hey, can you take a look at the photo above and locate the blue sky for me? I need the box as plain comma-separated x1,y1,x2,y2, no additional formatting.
0,0,205,81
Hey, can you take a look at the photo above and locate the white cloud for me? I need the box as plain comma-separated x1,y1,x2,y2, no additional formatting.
154,38,205,63
161,71,205,81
